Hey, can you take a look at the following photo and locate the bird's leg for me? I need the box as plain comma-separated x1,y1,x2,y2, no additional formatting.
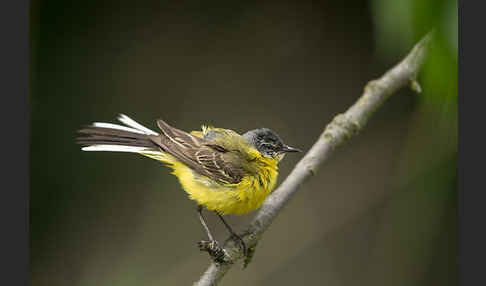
196,205,228,264
197,205,215,241
215,211,247,257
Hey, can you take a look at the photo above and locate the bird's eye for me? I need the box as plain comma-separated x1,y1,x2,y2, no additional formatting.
261,143,274,150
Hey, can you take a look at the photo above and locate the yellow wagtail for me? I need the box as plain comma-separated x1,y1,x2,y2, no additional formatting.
76,114,301,258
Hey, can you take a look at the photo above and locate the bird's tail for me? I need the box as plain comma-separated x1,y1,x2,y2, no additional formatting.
76,114,163,155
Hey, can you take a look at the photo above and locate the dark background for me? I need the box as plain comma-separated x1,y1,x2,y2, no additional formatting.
30,0,457,285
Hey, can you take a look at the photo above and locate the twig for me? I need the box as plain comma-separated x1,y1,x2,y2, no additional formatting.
194,32,433,286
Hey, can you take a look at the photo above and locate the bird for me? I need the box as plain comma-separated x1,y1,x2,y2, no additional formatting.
76,114,301,259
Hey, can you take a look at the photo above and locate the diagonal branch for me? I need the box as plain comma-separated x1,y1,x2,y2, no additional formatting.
194,31,433,286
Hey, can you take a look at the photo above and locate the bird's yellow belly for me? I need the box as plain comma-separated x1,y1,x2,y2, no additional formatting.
171,161,277,215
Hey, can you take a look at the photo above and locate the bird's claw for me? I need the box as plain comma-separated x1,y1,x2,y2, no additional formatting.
226,233,247,257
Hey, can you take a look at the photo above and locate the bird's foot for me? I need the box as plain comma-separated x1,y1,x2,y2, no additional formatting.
225,233,247,258
238,231,257,268
197,240,231,264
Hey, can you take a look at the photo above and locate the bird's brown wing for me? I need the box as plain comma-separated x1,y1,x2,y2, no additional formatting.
148,120,246,184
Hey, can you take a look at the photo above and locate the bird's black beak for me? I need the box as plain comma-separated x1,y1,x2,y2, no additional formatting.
281,145,302,153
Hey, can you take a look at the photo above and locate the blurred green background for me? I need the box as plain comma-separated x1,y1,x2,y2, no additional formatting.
30,0,457,285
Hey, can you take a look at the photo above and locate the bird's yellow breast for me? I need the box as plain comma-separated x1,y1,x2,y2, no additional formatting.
143,149,279,215
172,154,278,215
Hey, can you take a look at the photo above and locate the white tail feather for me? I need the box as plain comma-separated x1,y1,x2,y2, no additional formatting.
117,114,159,135
92,122,146,134
81,114,161,154
82,145,162,154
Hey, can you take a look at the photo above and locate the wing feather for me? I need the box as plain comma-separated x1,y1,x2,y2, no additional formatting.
149,120,246,184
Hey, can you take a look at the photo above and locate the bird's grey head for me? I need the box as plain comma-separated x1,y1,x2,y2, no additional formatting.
242,128,301,159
